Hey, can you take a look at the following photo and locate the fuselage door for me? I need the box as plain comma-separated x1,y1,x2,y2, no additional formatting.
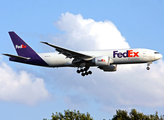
143,51,147,57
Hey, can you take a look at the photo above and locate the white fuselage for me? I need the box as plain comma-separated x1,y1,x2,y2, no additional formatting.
38,48,162,67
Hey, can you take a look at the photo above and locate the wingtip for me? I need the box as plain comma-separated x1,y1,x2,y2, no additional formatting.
40,41,48,44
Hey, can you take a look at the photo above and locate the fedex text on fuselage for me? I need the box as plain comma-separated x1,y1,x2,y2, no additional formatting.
113,50,139,58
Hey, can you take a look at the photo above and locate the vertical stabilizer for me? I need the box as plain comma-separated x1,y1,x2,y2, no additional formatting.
8,31,48,66
9,31,37,57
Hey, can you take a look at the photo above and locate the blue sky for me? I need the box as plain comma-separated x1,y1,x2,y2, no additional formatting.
0,0,164,120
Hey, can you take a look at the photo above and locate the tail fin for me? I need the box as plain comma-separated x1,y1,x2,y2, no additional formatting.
9,31,37,57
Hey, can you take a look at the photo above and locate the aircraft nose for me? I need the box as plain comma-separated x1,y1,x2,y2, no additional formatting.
155,54,163,60
160,54,163,59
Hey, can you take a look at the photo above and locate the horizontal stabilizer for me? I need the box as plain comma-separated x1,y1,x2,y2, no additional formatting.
3,54,30,60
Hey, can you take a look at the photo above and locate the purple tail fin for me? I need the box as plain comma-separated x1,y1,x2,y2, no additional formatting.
8,31,48,67
9,31,37,57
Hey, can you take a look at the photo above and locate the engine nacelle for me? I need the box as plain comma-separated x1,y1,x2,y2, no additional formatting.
93,56,110,66
98,65,117,72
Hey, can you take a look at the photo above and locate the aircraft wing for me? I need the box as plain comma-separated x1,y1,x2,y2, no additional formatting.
3,54,30,60
41,42,93,60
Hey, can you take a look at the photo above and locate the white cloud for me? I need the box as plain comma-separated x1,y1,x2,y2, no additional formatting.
49,12,164,113
0,61,50,105
52,12,130,51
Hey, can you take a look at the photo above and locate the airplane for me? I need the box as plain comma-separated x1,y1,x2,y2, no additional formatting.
3,31,163,76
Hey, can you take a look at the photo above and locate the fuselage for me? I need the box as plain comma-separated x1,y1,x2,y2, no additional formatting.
36,48,162,67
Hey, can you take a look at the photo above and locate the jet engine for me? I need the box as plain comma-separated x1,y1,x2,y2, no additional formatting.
98,65,117,72
93,56,110,66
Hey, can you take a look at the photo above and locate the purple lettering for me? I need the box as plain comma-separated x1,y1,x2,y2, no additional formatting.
118,52,122,58
123,51,128,58
113,51,118,58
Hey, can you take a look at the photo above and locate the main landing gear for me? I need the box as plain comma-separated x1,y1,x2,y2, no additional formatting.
146,62,152,70
77,67,92,76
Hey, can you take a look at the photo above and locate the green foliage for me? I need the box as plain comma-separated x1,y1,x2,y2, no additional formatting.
112,109,130,120
51,109,164,120
112,109,163,120
51,109,93,120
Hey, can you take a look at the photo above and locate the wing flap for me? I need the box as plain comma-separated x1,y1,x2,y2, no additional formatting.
41,42,93,60
3,54,30,60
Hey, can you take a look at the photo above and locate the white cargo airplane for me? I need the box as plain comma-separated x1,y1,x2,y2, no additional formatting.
3,32,163,76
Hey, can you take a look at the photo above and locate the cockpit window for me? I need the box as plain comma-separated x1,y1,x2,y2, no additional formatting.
154,52,159,54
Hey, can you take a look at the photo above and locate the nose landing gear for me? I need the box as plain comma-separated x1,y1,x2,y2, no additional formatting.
146,66,150,70
77,67,92,76
146,62,152,70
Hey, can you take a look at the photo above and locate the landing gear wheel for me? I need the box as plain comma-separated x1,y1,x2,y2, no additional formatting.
88,71,92,74
77,70,80,73
81,73,85,76
80,69,84,72
85,72,88,75
146,67,150,70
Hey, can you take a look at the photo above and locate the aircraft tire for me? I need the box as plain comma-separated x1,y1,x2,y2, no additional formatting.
77,70,80,73
80,69,84,72
146,67,150,70
85,72,88,75
81,73,85,76
88,71,92,74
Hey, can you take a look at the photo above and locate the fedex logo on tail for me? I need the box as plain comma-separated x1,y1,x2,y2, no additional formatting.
113,50,139,58
15,44,27,49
